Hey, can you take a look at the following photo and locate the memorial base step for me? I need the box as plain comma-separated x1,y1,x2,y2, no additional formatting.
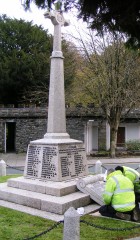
7,176,78,197
0,182,91,215
0,199,100,222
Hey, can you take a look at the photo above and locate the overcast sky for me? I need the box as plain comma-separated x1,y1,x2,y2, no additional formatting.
0,0,84,35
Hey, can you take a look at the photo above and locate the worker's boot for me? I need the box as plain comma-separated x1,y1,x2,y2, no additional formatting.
132,207,139,222
115,212,131,221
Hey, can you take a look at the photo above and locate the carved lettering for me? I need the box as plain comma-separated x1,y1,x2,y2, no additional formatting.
41,146,57,179
27,145,41,177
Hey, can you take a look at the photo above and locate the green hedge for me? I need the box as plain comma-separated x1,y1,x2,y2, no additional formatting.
125,140,140,151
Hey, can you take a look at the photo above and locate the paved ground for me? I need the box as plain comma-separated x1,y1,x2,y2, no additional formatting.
0,153,140,167
0,153,26,167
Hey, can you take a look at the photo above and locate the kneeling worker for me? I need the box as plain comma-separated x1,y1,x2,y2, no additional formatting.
99,168,138,221
115,165,140,203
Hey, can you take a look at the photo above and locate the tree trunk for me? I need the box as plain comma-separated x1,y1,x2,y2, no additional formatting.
110,119,120,158
110,127,117,158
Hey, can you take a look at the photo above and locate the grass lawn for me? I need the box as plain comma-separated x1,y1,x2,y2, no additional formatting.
0,174,22,183
0,175,140,240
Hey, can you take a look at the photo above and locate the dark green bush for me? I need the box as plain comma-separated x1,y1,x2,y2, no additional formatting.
125,140,140,151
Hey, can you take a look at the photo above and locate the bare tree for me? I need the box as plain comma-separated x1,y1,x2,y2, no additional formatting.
69,30,140,157
22,39,78,106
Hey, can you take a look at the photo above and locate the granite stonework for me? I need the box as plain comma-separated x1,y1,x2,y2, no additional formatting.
63,207,80,240
7,176,77,196
0,179,91,214
24,140,88,182
0,200,100,222
44,10,69,139
0,174,104,215
23,9,88,182
0,9,91,215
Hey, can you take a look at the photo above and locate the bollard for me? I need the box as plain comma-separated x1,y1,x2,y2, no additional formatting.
104,170,107,182
63,207,80,240
95,160,102,174
0,160,6,176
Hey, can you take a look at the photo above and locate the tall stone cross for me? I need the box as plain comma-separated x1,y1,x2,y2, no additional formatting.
24,7,88,182
44,9,70,139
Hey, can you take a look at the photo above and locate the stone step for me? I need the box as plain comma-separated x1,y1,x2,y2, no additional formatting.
7,176,78,197
0,183,91,214
0,199,100,221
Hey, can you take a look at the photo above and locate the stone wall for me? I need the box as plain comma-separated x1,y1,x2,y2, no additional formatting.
0,107,139,153
0,108,105,153
0,108,47,153
67,117,88,142
15,119,47,152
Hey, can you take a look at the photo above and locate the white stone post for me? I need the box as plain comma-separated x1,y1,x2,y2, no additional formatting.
44,10,70,139
0,160,6,176
95,160,102,174
63,207,80,240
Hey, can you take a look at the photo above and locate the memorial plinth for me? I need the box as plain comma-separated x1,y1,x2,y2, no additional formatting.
24,139,87,181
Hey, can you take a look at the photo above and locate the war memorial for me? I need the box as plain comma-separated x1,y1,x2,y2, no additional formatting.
0,8,104,217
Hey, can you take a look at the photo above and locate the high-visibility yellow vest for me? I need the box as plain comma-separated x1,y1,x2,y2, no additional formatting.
103,170,135,212
123,166,140,193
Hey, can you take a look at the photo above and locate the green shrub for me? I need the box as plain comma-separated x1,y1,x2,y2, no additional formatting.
125,140,140,151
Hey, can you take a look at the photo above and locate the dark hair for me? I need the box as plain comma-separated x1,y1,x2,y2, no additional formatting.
115,166,124,173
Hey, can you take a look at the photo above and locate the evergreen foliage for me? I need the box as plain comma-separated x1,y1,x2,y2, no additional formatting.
0,15,52,105
23,0,140,48
0,14,76,105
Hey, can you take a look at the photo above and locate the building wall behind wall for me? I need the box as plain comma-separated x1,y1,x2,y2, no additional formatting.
119,122,140,143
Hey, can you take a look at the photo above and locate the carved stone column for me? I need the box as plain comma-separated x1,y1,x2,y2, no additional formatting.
44,10,70,139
